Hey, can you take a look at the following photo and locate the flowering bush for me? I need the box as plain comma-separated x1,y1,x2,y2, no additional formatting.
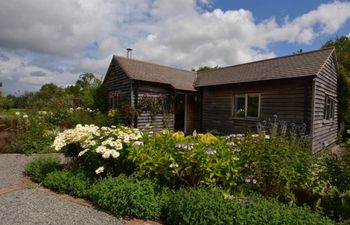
52,124,142,177
128,130,241,191
228,132,313,203
12,111,59,154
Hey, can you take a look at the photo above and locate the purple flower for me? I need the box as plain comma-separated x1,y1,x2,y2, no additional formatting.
205,148,216,155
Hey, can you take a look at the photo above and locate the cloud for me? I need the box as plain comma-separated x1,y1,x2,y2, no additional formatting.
0,0,350,95
30,71,46,77
130,1,350,68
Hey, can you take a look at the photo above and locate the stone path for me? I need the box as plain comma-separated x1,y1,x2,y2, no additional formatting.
0,154,160,225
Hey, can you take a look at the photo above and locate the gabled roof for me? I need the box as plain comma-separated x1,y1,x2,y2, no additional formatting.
110,47,335,91
113,55,197,91
195,47,335,87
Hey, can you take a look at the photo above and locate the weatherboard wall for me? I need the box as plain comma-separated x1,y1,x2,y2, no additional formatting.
200,78,313,134
311,53,338,153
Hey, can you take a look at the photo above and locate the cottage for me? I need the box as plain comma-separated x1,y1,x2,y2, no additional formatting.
103,47,338,152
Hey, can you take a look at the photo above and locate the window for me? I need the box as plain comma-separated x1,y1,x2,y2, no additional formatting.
324,95,335,120
108,91,119,108
233,93,260,118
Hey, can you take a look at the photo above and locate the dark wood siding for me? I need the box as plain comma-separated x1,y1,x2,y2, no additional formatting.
103,59,132,103
135,82,175,131
200,78,313,134
312,53,338,153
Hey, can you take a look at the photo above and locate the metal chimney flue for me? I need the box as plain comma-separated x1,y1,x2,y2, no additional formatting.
126,48,133,58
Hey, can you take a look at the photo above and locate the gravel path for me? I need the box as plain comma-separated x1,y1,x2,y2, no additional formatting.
0,154,126,225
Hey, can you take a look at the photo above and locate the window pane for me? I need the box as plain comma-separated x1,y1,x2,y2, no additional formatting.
235,96,245,117
247,95,259,117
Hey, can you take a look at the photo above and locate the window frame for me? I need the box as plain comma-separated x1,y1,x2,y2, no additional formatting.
323,94,335,121
108,91,120,108
232,93,261,119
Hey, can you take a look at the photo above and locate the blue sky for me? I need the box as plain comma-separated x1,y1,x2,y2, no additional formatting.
214,0,350,55
0,0,349,95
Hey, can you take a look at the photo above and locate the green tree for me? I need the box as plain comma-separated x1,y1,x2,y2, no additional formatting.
192,65,221,72
322,36,350,139
0,96,14,110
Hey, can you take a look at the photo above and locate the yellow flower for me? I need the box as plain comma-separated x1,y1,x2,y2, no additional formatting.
173,131,185,141
197,133,218,144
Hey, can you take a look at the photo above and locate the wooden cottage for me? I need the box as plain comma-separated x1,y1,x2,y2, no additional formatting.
103,47,338,152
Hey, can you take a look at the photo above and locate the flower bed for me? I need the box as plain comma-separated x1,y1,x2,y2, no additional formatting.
23,125,350,223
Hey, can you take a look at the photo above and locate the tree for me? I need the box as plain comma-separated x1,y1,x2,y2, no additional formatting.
322,36,350,139
192,65,221,72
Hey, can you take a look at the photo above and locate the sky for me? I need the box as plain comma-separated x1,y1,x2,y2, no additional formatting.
0,0,350,95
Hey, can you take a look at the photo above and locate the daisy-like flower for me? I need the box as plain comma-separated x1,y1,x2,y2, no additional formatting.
169,163,179,168
133,141,144,146
95,166,105,174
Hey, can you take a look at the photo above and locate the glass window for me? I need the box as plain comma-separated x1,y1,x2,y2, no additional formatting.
233,94,260,118
324,95,335,120
247,95,259,117
234,95,245,117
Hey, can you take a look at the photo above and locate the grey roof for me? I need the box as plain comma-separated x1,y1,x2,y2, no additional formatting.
111,48,335,91
195,47,335,87
113,56,197,91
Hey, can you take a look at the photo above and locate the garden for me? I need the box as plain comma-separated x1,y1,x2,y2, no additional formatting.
22,118,350,224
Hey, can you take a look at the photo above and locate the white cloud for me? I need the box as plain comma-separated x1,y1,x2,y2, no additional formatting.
0,0,350,95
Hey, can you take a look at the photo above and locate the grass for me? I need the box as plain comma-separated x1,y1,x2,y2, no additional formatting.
0,108,26,116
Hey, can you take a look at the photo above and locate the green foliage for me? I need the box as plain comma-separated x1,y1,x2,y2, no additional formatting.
303,148,350,221
0,96,15,110
25,156,61,182
166,188,335,225
322,36,350,139
43,169,91,198
128,131,241,191
234,131,313,202
90,175,167,220
12,111,58,154
192,65,221,72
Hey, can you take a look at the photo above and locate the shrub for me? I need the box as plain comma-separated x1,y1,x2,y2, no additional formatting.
52,125,142,177
166,188,335,225
25,157,61,182
90,175,167,220
43,169,90,198
128,130,241,191
229,130,313,202
303,151,350,221
11,111,58,154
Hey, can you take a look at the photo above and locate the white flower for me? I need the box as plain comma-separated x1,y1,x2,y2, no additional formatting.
133,141,143,146
95,166,105,174
169,163,179,168
23,114,29,118
265,135,270,139
110,150,120,158
251,134,259,138
102,151,111,159
15,112,21,116
78,149,90,157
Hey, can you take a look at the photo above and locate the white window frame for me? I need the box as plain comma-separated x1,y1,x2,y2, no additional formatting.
232,93,261,119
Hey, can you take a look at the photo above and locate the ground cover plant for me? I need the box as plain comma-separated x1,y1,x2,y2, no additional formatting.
24,156,61,183
166,188,335,225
